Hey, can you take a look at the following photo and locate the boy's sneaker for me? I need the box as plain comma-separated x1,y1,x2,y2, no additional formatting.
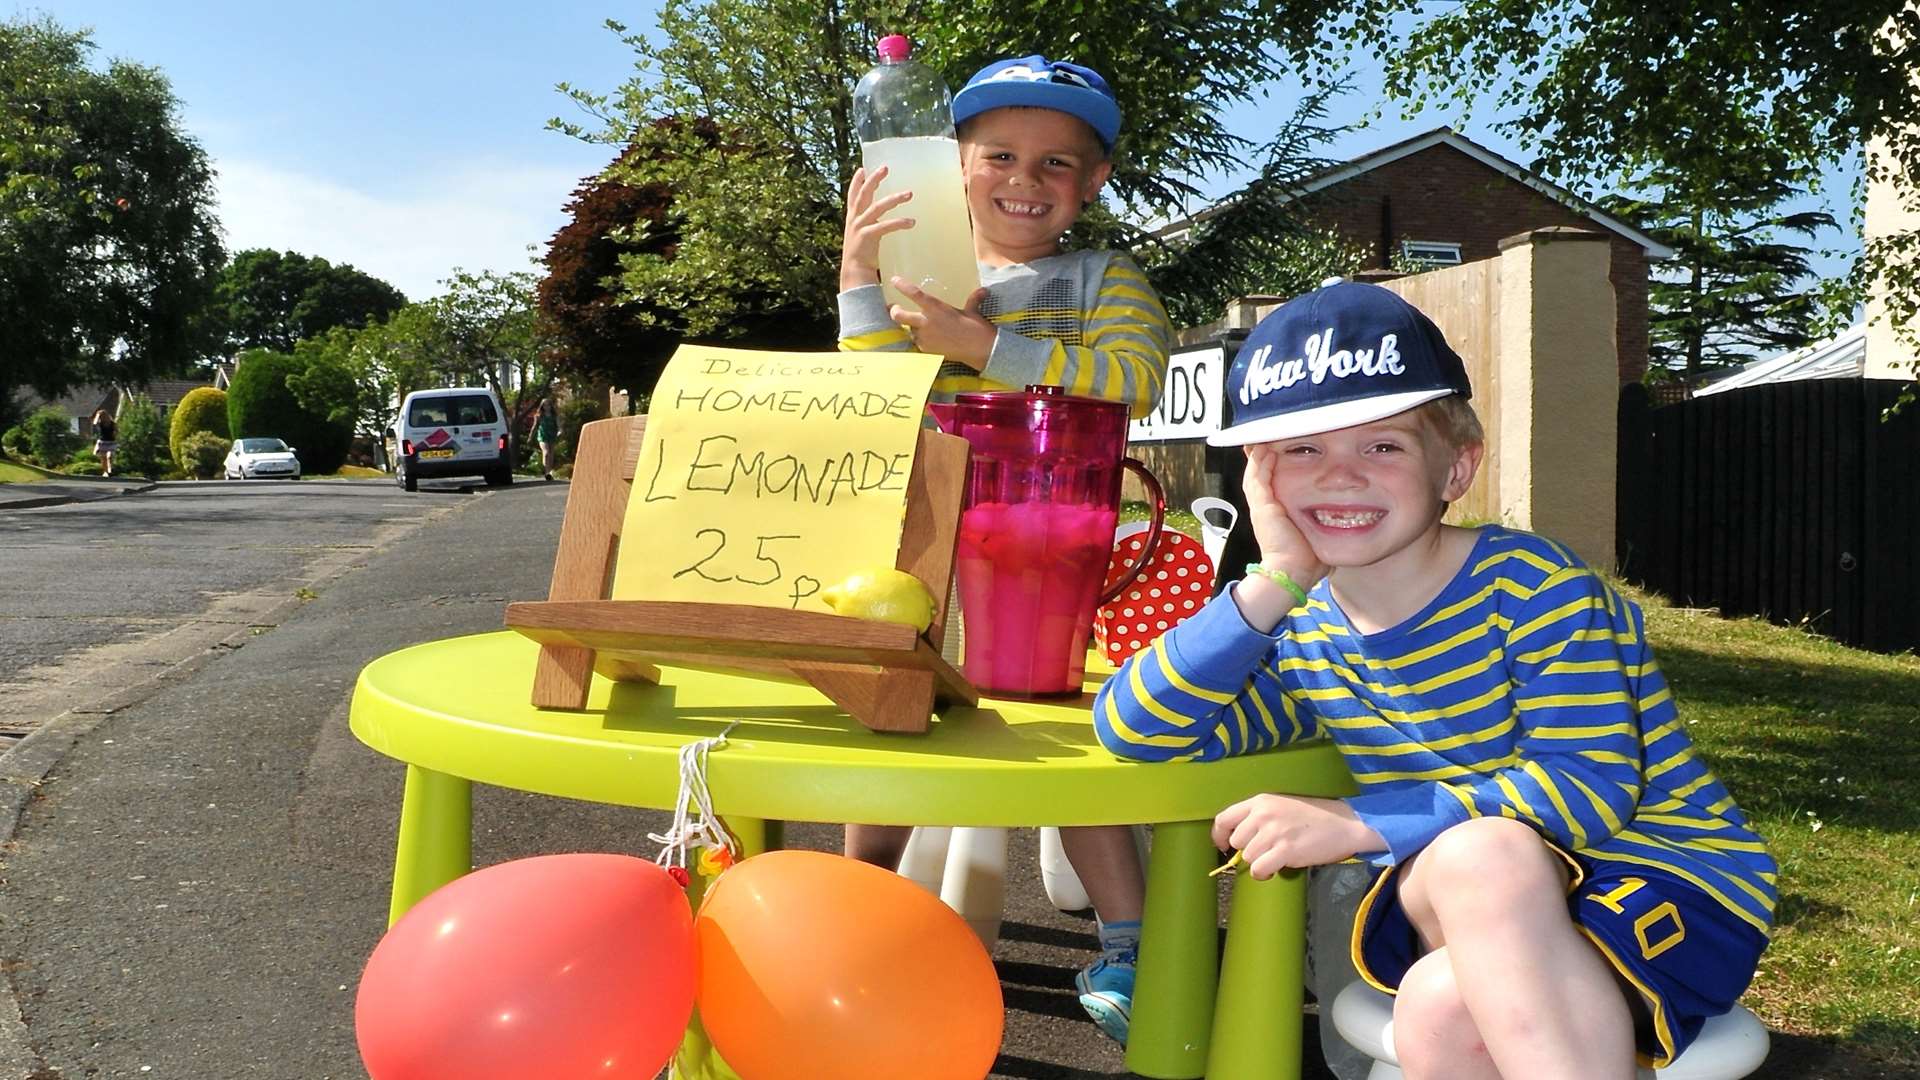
1075,943,1137,1045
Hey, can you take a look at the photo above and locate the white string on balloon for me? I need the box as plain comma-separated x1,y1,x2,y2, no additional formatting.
647,720,741,873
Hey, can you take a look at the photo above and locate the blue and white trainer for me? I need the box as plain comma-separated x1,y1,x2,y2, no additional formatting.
1076,918,1141,1044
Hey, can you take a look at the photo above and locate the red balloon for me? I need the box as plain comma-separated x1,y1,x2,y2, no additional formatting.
356,854,694,1080
696,850,1004,1080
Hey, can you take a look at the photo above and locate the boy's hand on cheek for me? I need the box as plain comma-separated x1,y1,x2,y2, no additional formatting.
1243,443,1327,586
888,283,995,370
1212,794,1379,879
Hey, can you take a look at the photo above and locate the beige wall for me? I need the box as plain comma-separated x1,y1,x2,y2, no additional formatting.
1866,133,1920,379
1378,258,1504,528
1383,229,1617,568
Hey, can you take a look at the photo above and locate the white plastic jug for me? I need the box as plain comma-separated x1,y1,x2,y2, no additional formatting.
1191,496,1240,587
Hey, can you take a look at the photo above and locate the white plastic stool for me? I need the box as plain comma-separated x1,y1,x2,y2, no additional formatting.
899,825,1146,947
1328,981,1769,1080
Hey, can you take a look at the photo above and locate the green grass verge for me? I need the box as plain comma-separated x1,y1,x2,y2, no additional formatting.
0,460,43,483
1628,584,1920,1062
1119,500,1203,540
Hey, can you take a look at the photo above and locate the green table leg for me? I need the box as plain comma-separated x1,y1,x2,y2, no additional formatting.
387,764,472,926
1127,821,1219,1079
670,815,769,1080
1207,868,1308,1079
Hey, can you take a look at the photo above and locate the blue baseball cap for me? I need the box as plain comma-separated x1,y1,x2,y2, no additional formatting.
951,55,1121,152
1207,280,1473,447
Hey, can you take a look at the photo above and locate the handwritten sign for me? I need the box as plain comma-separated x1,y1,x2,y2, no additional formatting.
611,344,943,612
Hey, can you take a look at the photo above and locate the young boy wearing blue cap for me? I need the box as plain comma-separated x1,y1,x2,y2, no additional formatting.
837,52,1173,1044
838,54,1172,416
1094,281,1774,1077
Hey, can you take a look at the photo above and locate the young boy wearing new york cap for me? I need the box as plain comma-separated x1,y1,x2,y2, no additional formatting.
839,52,1173,1046
1095,281,1774,1077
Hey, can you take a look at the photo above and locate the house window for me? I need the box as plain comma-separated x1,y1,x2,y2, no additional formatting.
1400,241,1463,268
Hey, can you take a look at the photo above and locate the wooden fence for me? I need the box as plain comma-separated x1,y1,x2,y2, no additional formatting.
1617,378,1920,653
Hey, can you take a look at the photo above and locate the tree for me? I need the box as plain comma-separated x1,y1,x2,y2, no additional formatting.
416,270,559,430
553,1,1345,339
113,393,167,478
168,386,228,469
1327,1,1912,352
22,407,79,468
1,16,225,401
537,130,835,401
210,249,408,354
285,336,363,472
1605,186,1836,379
337,308,440,464
324,271,564,445
227,348,353,475
537,138,693,397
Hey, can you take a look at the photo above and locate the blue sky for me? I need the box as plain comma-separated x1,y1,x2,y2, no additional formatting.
19,2,1859,303
21,0,641,300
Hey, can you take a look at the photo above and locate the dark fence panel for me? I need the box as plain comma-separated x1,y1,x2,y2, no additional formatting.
1618,379,1920,653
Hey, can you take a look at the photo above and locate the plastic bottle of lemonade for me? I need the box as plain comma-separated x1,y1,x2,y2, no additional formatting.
852,34,980,313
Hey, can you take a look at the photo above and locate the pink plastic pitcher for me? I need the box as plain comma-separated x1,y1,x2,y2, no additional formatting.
935,386,1165,697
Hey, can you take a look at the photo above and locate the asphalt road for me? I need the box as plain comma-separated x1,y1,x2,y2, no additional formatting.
0,479,475,743
0,479,1339,1080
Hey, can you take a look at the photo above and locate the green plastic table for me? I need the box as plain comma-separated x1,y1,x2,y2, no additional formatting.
349,631,1355,1080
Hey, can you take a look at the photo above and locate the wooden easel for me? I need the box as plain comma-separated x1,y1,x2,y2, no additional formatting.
503,414,976,733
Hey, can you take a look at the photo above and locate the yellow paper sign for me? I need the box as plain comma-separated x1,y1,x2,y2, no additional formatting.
611,345,942,612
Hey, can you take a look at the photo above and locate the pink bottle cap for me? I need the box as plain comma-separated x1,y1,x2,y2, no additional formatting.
877,34,910,61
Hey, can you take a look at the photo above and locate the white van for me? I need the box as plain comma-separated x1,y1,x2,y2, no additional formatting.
391,387,513,491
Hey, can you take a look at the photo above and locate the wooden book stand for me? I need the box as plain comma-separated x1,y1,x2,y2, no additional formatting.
503,414,977,733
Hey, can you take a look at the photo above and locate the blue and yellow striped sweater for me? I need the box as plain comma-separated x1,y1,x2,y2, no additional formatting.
837,249,1171,419
1094,526,1776,936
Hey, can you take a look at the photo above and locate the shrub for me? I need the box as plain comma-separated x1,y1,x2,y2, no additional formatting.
229,347,352,474
24,406,79,466
169,387,229,468
557,395,606,465
1,426,27,460
114,394,167,478
178,430,229,479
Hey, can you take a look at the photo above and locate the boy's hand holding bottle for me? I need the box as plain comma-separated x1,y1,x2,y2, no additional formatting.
839,165,914,293
884,279,995,370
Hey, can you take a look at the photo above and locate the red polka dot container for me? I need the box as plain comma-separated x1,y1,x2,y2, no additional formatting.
1094,523,1217,664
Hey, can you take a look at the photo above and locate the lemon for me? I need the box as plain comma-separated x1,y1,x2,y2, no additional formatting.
819,568,936,632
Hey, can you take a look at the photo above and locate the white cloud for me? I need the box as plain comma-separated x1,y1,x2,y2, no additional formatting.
209,156,594,301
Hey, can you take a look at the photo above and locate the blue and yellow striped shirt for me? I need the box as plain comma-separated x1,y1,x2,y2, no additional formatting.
837,249,1171,418
1094,527,1776,936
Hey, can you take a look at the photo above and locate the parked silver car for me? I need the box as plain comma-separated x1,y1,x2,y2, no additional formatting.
223,437,302,480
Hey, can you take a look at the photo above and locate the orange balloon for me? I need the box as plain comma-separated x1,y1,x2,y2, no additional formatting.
695,850,1003,1080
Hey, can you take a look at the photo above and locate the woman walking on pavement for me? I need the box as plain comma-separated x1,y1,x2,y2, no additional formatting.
533,398,559,482
90,408,117,477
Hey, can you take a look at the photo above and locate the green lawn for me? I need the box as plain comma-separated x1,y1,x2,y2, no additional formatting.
0,460,43,483
1637,588,1920,1065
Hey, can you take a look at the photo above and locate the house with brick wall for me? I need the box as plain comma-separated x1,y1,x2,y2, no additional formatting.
1158,127,1673,383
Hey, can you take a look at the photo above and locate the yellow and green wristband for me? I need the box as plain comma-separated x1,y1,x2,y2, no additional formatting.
1244,562,1311,608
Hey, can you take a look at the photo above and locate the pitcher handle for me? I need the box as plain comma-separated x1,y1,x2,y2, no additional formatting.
1098,458,1167,607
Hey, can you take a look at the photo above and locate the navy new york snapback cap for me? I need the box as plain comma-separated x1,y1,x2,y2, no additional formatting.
1207,281,1472,447
951,55,1121,152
